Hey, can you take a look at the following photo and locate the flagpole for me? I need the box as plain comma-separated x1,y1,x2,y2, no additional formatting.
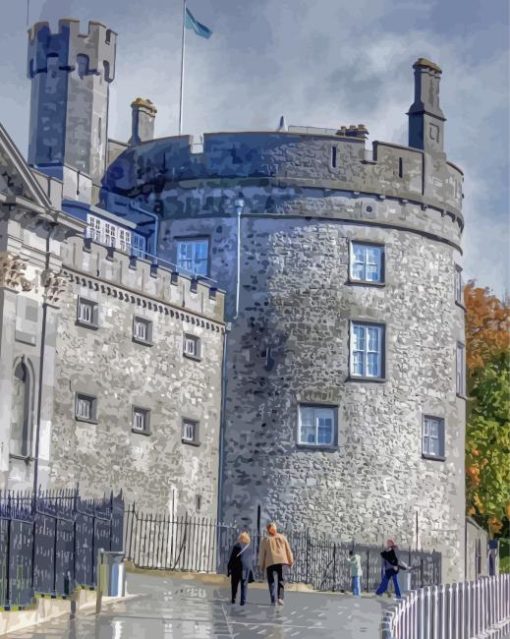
178,0,187,135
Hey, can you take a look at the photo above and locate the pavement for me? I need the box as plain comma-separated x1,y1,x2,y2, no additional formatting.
9,572,392,638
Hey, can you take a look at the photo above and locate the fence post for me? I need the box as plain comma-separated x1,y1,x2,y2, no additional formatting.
6,495,11,607
332,543,336,592
305,529,310,585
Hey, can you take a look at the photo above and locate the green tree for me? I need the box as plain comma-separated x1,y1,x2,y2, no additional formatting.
465,284,510,536
466,352,510,534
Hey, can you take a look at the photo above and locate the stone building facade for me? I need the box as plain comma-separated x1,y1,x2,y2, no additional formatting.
0,17,467,581
0,119,225,517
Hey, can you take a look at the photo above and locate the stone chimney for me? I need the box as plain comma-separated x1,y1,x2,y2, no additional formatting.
129,98,157,145
407,58,446,155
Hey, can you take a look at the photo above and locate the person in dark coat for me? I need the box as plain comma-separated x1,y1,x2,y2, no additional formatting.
375,539,405,599
227,531,254,606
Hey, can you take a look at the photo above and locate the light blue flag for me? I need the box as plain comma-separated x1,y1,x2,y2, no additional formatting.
185,7,213,39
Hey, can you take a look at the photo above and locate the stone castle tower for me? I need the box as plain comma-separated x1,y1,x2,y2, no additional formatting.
22,17,466,582
27,19,117,185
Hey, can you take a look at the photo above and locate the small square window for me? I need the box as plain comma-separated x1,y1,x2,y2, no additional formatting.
350,323,385,379
183,334,201,359
132,407,151,435
75,394,97,423
422,416,445,460
350,242,384,284
77,298,98,328
456,342,466,397
455,266,463,305
182,419,200,446
176,238,209,276
298,405,337,448
133,317,153,345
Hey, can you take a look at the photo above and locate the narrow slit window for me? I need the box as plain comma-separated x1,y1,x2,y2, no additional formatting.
398,157,403,178
331,146,337,168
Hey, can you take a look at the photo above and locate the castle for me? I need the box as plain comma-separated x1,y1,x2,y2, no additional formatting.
0,19,466,581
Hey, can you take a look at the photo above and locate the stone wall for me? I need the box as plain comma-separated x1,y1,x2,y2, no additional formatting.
49,238,225,517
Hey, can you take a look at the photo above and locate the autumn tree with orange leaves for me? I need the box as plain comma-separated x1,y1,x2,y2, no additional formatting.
464,282,510,537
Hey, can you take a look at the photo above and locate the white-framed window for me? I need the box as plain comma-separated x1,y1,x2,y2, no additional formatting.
183,334,201,359
182,419,199,445
455,265,463,305
298,405,337,447
75,394,97,422
456,342,466,396
86,215,146,257
77,298,98,328
131,234,146,258
350,323,385,379
176,238,209,276
133,317,152,344
132,407,150,434
422,416,445,459
350,242,384,284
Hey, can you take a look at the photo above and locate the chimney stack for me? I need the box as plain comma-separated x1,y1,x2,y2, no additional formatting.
407,58,446,155
129,98,157,145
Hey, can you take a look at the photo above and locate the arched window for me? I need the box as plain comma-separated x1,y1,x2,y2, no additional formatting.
10,361,31,457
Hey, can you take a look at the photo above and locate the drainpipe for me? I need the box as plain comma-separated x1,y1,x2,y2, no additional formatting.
216,325,229,524
233,196,244,320
33,217,59,493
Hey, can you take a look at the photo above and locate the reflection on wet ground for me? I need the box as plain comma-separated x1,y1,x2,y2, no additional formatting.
10,573,389,638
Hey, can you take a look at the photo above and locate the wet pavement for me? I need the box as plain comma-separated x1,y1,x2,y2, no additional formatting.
10,572,390,638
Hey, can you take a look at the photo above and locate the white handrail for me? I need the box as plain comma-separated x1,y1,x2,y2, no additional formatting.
380,574,510,639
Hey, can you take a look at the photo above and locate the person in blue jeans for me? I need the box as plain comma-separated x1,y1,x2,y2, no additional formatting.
375,539,403,599
349,550,362,596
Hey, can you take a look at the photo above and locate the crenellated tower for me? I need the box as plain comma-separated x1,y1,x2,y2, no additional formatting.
27,19,117,185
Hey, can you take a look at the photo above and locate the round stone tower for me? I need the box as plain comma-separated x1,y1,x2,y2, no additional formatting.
104,59,466,581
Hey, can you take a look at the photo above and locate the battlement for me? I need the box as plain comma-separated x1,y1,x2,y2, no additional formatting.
61,235,225,325
27,19,116,81
104,130,463,215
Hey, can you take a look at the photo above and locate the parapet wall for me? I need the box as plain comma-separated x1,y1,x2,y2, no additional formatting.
28,19,116,81
61,237,225,325
104,131,463,220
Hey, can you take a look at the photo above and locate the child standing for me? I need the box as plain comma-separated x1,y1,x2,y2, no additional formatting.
349,549,363,596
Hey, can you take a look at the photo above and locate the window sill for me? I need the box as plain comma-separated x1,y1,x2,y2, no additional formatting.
182,439,201,447
75,320,99,331
346,279,385,288
132,428,151,437
9,454,34,463
183,352,202,362
346,375,386,383
422,454,446,462
296,444,337,452
75,416,98,425
132,337,153,347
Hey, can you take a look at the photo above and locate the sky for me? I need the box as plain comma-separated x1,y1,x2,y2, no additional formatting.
0,0,508,295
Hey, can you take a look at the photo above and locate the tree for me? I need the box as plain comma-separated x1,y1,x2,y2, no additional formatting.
464,283,510,535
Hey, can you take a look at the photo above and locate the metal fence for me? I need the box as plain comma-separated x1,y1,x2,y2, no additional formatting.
381,574,510,639
124,507,441,592
0,489,124,608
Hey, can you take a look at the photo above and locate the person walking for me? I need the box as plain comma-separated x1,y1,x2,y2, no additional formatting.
258,522,294,606
349,549,363,596
227,531,254,606
375,539,403,599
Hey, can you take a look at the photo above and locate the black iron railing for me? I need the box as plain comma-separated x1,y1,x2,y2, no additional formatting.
124,506,441,592
0,489,124,608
